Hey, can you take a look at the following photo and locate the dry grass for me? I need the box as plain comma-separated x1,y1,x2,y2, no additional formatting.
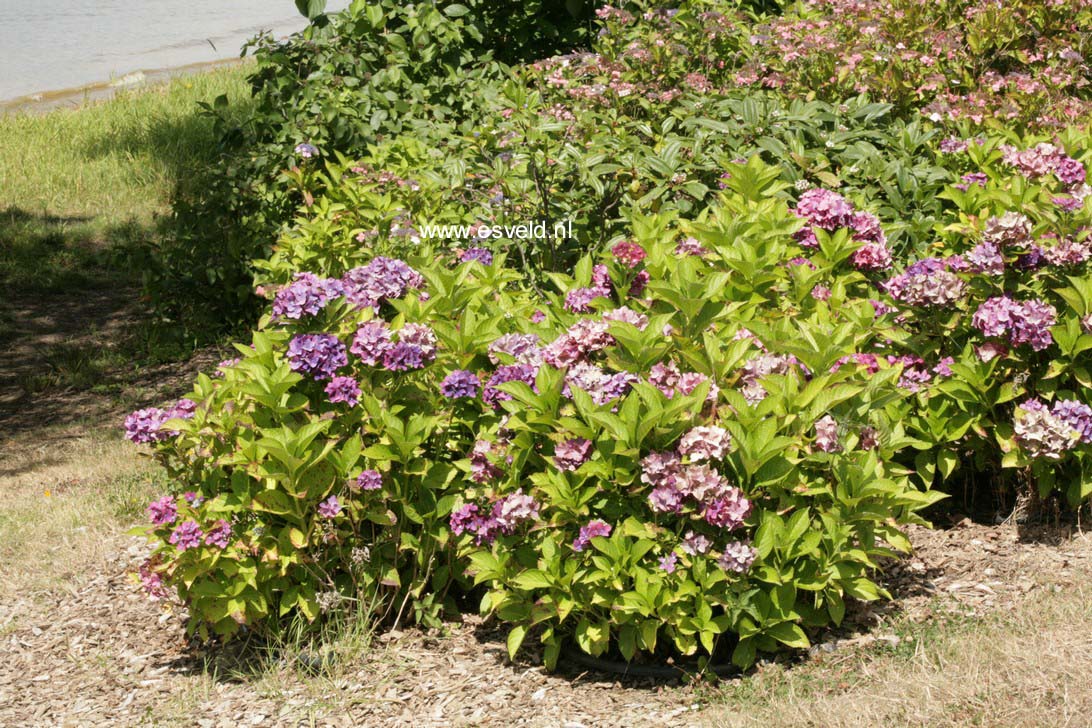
704,549,1092,728
0,427,158,597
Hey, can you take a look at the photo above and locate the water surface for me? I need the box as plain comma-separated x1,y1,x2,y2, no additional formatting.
0,0,350,101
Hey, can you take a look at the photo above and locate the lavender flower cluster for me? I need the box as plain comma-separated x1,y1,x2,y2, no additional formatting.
124,399,197,444
1014,398,1091,459
792,188,892,271
972,296,1058,352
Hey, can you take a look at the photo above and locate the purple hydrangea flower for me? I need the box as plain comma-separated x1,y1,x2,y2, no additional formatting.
169,521,203,551
147,495,178,526
966,241,1004,275
125,408,169,444
719,541,757,573
954,172,988,191
398,323,438,362
350,321,393,365
1052,400,1092,444
491,489,540,532
271,272,343,320
460,247,494,266
450,503,500,545
325,376,361,406
287,334,347,380
317,495,342,519
482,364,539,409
659,552,679,574
381,342,425,371
573,519,612,552
355,469,383,490
440,370,481,399
204,520,232,549
1009,299,1057,351
469,440,502,483
341,257,424,310
295,143,318,158
1015,401,1080,459
681,530,712,555
554,438,593,471
488,333,542,365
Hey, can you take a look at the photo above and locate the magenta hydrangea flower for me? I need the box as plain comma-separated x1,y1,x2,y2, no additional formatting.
794,188,855,232
1009,299,1057,351
676,236,709,256
719,541,757,573
287,334,347,380
271,272,344,320
702,489,752,529
602,307,649,330
355,469,383,490
939,137,968,153
554,438,593,471
204,520,232,549
147,495,178,526
169,521,203,551
611,240,647,268
531,309,547,323
565,286,608,313
440,370,481,399
325,376,361,406
852,241,893,272
972,296,1019,338
317,495,341,519
573,519,612,552
139,561,170,601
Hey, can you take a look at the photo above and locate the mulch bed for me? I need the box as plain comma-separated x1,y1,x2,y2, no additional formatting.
0,521,1088,726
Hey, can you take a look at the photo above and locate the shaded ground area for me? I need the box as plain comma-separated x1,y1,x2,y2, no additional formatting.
0,285,225,434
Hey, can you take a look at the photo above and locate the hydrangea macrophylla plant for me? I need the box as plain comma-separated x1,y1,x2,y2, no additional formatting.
134,163,939,667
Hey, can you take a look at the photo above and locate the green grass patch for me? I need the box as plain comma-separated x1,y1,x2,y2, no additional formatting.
0,66,252,294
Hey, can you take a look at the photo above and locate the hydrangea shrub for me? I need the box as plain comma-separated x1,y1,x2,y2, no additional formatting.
132,162,945,667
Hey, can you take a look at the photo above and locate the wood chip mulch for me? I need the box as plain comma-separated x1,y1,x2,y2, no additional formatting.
1,520,1088,727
